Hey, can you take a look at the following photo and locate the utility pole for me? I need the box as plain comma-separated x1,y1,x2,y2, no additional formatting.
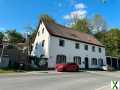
110,32,112,69
25,32,31,66
116,34,119,69
26,32,31,56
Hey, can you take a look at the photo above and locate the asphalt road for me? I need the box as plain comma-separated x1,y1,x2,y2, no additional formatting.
0,71,119,90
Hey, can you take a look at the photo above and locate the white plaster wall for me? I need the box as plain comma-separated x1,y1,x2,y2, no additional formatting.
31,22,106,69
31,22,50,58
49,36,106,68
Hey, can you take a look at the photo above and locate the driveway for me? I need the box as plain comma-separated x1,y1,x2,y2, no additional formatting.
0,71,119,90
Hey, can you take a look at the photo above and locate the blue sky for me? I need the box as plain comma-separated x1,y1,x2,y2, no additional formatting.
0,0,120,33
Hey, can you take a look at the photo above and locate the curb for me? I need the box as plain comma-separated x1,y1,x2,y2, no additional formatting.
0,71,63,77
87,71,120,78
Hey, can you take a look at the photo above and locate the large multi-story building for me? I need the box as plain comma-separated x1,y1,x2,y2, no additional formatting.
31,19,106,69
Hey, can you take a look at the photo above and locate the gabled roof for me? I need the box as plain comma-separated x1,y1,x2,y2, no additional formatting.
39,19,104,47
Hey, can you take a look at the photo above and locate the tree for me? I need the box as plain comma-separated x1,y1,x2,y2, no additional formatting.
6,30,25,44
40,14,55,24
0,32,4,43
106,29,120,57
25,26,37,43
71,18,90,33
95,28,120,57
91,14,107,34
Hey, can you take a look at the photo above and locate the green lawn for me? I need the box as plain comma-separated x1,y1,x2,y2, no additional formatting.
0,69,15,73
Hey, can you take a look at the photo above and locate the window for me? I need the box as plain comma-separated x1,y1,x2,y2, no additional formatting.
98,58,104,66
35,43,38,49
56,55,66,64
42,40,45,47
42,28,44,34
0,45,3,48
85,44,88,50
6,45,14,49
92,46,95,52
73,56,81,64
59,39,64,47
91,58,97,65
75,43,80,49
99,47,102,53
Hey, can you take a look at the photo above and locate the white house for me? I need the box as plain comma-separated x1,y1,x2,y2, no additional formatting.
31,18,106,69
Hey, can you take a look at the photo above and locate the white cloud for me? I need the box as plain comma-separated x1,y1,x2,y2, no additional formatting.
63,3,87,20
71,9,87,18
63,15,70,20
75,3,86,9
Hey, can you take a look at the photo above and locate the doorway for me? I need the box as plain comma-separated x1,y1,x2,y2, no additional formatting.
85,57,89,69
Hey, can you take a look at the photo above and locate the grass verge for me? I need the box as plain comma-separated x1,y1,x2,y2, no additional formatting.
0,69,16,73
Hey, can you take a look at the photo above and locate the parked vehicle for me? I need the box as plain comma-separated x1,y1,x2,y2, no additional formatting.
102,65,115,71
56,63,79,72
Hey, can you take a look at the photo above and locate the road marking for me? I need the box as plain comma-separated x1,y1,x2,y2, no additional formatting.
95,84,110,90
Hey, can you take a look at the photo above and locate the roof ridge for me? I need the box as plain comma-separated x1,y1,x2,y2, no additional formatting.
51,21,95,38
41,19,104,47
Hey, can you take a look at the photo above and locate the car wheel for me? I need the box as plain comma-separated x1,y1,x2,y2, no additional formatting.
63,67,66,72
76,68,79,72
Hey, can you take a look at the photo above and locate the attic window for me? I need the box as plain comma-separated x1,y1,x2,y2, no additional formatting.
42,40,45,47
35,43,38,49
42,28,44,34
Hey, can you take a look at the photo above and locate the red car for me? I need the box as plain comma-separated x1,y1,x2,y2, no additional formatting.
56,63,79,72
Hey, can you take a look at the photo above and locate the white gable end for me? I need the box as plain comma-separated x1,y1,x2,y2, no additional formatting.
31,21,50,58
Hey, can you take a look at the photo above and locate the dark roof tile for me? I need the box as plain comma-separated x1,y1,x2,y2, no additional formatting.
43,21,104,47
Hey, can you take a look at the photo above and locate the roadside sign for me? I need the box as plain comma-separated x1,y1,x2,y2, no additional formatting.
111,80,119,90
